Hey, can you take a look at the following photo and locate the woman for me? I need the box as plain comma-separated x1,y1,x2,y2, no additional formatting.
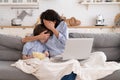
22,9,68,57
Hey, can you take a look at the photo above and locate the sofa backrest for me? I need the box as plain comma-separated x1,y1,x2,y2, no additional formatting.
0,34,24,61
69,33,120,61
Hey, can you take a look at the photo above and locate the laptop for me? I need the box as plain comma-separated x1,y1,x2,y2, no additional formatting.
62,38,94,60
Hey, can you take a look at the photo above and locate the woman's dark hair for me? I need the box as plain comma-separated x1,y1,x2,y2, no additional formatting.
33,24,53,36
40,9,62,28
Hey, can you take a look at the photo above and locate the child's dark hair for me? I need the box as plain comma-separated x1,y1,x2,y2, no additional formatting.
33,24,53,36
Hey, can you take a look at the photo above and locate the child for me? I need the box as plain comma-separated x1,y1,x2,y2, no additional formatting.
22,24,52,59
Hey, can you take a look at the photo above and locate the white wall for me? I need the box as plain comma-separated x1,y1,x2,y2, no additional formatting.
38,0,120,26
0,0,119,37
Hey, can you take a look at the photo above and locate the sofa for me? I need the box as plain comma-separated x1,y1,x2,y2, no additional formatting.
0,33,120,80
0,34,38,80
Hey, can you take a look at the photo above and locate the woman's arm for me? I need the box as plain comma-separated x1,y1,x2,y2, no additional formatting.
22,35,40,43
55,21,68,44
43,20,67,40
50,28,59,38
22,30,50,43
47,21,68,46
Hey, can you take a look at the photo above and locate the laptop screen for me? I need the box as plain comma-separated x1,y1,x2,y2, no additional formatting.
62,38,94,60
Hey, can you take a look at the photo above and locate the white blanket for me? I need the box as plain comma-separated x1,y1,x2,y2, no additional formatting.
11,52,120,80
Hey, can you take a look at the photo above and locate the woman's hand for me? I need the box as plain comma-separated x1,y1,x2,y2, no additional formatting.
38,30,50,41
43,19,59,38
43,19,55,31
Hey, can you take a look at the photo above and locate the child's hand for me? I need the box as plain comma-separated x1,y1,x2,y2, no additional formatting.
22,55,33,60
44,51,49,57
27,55,33,58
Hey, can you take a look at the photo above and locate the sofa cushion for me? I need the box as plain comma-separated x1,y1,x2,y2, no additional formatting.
0,45,11,50
0,61,38,80
69,33,120,48
69,33,120,61
92,47,120,61
99,70,120,80
0,34,23,51
0,49,22,61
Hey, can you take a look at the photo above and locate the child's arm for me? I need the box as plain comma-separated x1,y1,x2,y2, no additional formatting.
22,42,34,60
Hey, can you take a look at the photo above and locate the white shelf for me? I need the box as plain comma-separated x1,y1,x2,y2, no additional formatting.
80,2,120,9
0,3,39,6
0,0,39,6
81,2,120,5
